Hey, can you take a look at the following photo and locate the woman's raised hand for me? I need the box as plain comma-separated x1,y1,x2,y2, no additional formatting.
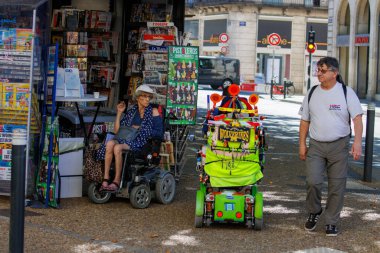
117,101,126,113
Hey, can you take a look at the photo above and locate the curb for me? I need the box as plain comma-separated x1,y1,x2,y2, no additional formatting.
348,164,380,189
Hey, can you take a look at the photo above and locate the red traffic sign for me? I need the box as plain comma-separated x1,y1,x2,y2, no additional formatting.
268,33,281,46
219,33,229,43
221,46,229,54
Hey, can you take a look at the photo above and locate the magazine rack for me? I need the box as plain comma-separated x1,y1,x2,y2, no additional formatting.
0,1,47,196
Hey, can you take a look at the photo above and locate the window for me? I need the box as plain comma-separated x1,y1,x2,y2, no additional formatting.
184,20,199,40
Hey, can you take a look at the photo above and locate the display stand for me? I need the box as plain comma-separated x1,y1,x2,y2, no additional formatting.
0,2,46,196
36,43,59,207
166,46,199,177
50,6,118,104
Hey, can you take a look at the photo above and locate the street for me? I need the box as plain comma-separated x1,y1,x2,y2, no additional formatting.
0,88,379,253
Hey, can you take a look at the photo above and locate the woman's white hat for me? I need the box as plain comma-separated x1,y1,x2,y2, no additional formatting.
135,84,155,94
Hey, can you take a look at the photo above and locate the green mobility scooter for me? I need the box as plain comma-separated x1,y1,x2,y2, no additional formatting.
195,84,266,230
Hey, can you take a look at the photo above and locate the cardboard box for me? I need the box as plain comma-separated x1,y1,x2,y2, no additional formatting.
58,138,84,198
60,176,82,198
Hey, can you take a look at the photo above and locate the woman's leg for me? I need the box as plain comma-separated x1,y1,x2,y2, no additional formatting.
112,143,130,184
103,140,117,184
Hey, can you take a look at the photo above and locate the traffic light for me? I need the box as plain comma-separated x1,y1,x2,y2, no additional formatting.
307,42,316,54
307,31,316,54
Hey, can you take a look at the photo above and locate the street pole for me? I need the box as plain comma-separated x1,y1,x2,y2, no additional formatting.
271,48,275,99
363,103,375,182
307,53,311,90
9,129,27,253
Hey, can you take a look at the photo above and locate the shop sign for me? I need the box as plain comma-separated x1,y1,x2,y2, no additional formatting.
147,22,174,27
203,19,227,47
257,20,292,48
354,34,369,46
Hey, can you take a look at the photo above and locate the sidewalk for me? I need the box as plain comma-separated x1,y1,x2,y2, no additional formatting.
260,92,380,188
0,88,379,253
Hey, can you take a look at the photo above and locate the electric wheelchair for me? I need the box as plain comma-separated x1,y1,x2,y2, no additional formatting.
195,84,267,229
88,138,176,208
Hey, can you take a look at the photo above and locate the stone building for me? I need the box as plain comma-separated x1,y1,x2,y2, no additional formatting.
185,0,329,94
329,0,380,100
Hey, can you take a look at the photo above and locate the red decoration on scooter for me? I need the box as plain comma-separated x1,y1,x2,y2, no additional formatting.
228,84,240,96
210,93,223,108
248,94,259,105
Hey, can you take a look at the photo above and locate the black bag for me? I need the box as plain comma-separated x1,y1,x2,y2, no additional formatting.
115,126,139,141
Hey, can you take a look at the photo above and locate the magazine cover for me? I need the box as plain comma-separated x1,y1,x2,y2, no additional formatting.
65,45,78,57
77,45,88,57
16,29,33,51
65,31,79,44
78,58,87,70
14,83,30,111
167,46,199,125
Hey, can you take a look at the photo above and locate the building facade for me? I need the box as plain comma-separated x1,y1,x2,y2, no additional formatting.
329,0,380,100
185,0,329,94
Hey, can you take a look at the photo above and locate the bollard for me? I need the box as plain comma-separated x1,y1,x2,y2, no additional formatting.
283,80,287,99
9,128,27,253
363,103,375,182
270,79,274,99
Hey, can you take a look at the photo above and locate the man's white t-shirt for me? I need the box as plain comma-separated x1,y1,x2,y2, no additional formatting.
298,82,363,142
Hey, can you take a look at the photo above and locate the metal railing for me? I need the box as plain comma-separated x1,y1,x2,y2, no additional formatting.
186,0,328,9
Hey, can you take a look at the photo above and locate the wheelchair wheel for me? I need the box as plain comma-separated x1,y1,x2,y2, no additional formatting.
195,215,203,228
88,182,111,204
130,184,151,209
155,173,176,204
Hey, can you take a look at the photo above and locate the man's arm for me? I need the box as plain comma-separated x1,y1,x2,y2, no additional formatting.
299,120,310,161
351,114,363,161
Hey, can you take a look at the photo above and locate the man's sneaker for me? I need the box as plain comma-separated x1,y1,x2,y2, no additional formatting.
325,225,339,236
304,209,322,231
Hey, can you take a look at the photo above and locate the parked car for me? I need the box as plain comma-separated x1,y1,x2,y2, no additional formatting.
198,56,240,89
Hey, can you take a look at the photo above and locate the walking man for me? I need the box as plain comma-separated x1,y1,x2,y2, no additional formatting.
298,57,363,236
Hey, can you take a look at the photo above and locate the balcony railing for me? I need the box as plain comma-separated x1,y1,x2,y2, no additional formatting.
186,0,328,9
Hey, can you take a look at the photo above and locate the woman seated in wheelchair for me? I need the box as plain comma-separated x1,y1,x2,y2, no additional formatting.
97,84,163,192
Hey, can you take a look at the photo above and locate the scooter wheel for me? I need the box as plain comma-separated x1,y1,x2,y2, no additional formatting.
155,173,176,204
88,182,111,204
130,184,151,209
195,215,203,228
254,218,263,230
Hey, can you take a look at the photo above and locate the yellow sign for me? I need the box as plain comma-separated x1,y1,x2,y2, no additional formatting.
218,107,257,114
218,126,250,142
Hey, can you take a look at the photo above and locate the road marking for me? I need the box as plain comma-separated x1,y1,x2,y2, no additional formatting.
292,248,347,253
162,229,199,246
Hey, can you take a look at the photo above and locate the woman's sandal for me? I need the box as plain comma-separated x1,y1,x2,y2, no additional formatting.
99,179,109,191
105,181,120,192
